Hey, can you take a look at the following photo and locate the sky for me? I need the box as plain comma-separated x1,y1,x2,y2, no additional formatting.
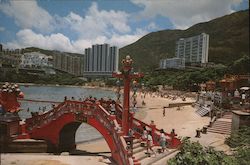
0,0,249,54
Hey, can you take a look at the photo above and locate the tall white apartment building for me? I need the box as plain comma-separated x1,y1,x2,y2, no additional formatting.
84,44,119,77
175,33,209,64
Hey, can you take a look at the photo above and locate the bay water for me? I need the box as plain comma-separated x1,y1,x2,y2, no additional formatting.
18,85,116,143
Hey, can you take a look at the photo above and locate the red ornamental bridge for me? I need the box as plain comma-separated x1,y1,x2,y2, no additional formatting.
18,99,181,165
1,56,181,165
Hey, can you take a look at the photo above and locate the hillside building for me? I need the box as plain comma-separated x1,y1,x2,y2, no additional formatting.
159,57,185,69
52,51,84,76
175,33,209,64
83,44,119,77
20,52,50,68
0,45,22,67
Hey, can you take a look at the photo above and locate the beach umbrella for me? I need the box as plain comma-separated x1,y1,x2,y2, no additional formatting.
240,87,250,90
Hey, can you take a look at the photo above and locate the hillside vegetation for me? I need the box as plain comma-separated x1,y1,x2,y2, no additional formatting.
120,10,249,71
23,47,83,57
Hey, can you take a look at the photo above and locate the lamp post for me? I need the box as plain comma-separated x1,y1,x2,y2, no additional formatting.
113,55,143,135
132,80,138,112
116,80,121,104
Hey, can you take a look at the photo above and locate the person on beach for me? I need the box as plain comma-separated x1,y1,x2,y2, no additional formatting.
0,104,5,114
146,131,156,156
128,128,134,137
163,107,166,117
160,129,167,152
142,100,146,106
141,126,148,141
110,100,116,115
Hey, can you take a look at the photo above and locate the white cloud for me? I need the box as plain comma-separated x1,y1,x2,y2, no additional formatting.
146,22,159,31
1,1,157,52
109,28,147,47
64,2,131,39
5,29,75,52
0,1,54,32
0,26,5,32
131,0,245,29
4,28,146,53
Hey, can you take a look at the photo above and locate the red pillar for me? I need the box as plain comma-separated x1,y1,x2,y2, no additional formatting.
123,76,130,135
112,55,143,136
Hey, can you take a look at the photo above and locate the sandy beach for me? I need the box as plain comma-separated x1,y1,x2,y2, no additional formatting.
1,91,231,165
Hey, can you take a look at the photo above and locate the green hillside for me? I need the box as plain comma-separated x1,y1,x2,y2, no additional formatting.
120,9,249,71
23,47,83,57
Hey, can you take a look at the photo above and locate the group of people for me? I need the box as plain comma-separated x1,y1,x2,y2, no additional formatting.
141,126,167,157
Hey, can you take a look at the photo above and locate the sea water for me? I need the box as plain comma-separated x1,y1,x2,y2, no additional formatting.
18,85,116,143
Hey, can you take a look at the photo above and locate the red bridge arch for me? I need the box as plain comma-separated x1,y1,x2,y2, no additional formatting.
18,99,181,165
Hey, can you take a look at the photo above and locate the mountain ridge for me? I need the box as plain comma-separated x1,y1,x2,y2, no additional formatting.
120,9,249,71
21,10,249,72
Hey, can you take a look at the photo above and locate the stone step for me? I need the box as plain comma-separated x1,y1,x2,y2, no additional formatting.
223,114,232,116
208,126,231,130
133,141,143,149
213,121,232,125
133,139,141,144
208,119,232,135
222,116,232,119
223,113,232,115
133,146,146,154
133,149,149,161
211,123,232,127
152,150,179,165
211,125,232,129
133,146,161,162
140,149,177,165
195,106,211,116
208,128,232,132
133,158,141,165
207,129,231,135
208,127,232,132
215,119,232,122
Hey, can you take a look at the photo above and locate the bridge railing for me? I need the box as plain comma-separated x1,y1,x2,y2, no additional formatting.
25,101,67,130
115,103,181,148
25,100,96,131
115,103,123,124
131,118,181,148
96,104,133,165
114,119,134,165
95,104,116,132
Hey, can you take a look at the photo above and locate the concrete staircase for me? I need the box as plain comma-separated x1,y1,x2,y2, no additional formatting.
132,139,178,165
195,105,211,116
207,112,232,135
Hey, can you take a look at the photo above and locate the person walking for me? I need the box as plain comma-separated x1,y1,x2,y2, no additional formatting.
146,131,156,157
141,126,148,142
163,107,166,117
160,129,167,152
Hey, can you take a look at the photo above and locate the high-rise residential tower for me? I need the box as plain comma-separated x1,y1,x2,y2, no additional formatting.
175,33,209,64
83,44,119,77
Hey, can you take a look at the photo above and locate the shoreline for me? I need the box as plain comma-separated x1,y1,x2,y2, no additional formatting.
76,137,104,145
1,82,116,92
